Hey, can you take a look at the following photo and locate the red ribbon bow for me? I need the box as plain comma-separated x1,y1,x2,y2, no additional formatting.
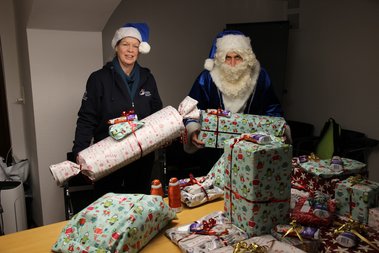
189,218,228,236
181,174,209,200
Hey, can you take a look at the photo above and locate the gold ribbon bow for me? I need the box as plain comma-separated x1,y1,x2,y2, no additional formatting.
308,152,320,162
233,241,267,253
334,218,379,251
282,220,304,242
347,174,365,186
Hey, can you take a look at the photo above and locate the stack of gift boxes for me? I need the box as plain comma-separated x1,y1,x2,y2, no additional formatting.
170,109,379,253
50,100,379,253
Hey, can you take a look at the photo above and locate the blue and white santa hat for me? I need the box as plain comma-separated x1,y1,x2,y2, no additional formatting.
111,23,151,54
204,30,253,71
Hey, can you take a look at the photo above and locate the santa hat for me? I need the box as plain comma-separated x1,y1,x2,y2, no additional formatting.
111,23,151,54
204,30,252,71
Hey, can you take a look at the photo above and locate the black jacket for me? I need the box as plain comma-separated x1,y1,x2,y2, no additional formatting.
72,61,162,157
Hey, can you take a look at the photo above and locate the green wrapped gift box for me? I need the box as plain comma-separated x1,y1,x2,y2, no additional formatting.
223,137,292,236
198,111,287,148
335,176,379,224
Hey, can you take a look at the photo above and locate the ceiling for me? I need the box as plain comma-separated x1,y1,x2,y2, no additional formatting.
27,0,121,31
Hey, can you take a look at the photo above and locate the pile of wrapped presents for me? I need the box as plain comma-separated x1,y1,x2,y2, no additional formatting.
50,97,379,253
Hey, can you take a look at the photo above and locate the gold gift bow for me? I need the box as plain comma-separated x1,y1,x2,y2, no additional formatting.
347,174,365,186
308,152,320,161
334,218,379,251
233,241,268,253
282,220,304,242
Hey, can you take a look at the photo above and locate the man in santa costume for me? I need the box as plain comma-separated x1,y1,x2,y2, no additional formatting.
184,30,284,172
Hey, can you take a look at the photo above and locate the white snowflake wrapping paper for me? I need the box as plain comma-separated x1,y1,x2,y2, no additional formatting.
180,176,224,207
165,211,248,253
50,96,199,185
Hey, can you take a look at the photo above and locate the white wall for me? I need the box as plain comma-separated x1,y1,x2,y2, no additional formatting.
27,29,103,224
0,0,27,159
283,0,379,181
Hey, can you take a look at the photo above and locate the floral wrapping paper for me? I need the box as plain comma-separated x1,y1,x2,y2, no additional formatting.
335,178,379,224
291,158,367,197
165,211,248,253
180,176,224,207
209,234,307,253
52,193,176,253
368,207,379,230
198,111,287,148
223,137,292,236
50,96,199,185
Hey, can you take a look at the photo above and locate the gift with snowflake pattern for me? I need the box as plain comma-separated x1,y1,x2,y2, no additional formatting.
291,157,367,197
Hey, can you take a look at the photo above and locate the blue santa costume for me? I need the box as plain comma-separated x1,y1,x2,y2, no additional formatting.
184,30,284,172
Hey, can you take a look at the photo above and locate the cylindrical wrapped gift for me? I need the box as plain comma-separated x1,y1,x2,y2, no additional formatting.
78,105,184,181
50,96,199,185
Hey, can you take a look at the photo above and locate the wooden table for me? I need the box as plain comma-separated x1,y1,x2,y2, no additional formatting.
0,199,224,253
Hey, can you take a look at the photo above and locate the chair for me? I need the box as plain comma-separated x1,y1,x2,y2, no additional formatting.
287,119,379,164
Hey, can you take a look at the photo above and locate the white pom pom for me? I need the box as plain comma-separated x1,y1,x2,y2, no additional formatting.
204,59,214,71
139,42,151,54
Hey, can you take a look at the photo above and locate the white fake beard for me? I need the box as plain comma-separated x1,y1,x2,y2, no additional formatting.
212,61,253,98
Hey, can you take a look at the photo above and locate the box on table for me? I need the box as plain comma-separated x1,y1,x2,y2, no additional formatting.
165,211,248,253
291,157,366,197
335,176,379,224
223,137,292,236
198,111,287,148
52,193,176,253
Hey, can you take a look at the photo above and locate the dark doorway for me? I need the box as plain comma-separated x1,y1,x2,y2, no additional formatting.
0,39,12,160
226,21,290,103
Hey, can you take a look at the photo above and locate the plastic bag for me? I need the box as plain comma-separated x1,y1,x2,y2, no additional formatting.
0,156,29,182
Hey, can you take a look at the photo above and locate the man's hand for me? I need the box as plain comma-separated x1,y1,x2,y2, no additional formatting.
191,131,205,149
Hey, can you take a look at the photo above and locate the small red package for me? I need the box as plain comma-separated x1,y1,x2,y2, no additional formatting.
291,191,336,227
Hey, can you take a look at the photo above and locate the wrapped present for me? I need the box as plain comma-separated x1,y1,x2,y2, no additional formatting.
52,193,176,253
291,156,367,197
335,175,379,224
368,207,379,229
179,174,223,207
198,110,287,148
223,136,292,236
209,234,307,253
319,216,379,252
50,96,199,185
207,153,227,189
291,191,336,227
271,228,321,253
165,211,248,253
108,120,144,141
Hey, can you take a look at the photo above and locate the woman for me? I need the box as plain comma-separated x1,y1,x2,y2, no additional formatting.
71,23,162,198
